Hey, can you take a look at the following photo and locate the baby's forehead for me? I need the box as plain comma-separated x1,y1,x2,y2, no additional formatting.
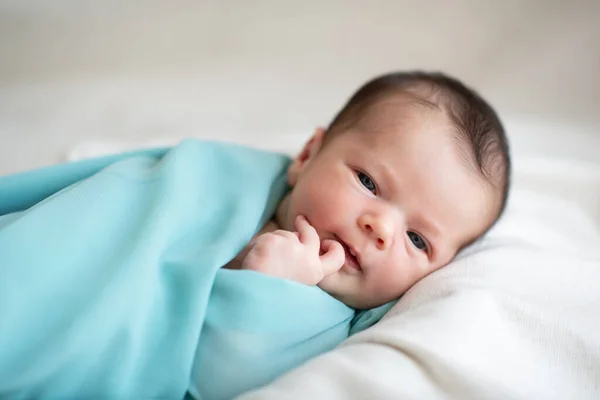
350,95,469,156
353,94,486,182
350,96,458,150
351,90,444,129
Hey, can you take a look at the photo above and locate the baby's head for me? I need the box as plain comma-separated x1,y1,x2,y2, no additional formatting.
276,71,510,309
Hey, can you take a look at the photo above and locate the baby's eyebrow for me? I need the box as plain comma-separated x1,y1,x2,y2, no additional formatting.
419,216,442,239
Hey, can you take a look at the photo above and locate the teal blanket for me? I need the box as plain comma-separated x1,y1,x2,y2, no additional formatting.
0,139,391,399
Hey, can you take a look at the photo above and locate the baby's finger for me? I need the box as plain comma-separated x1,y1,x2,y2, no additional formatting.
319,239,345,277
295,215,319,249
272,230,299,241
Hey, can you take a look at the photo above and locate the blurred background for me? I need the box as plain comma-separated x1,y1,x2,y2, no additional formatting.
1,0,599,175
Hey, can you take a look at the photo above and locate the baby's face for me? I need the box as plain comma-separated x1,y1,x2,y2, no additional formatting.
279,106,496,309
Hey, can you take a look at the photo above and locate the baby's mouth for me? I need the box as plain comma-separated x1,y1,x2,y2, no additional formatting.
334,235,362,271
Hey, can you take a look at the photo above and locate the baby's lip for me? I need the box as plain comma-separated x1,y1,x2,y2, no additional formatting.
334,235,362,271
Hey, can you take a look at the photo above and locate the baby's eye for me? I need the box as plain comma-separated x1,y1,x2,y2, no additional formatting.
357,171,377,194
407,231,428,252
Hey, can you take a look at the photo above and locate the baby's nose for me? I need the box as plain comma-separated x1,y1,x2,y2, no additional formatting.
358,213,395,251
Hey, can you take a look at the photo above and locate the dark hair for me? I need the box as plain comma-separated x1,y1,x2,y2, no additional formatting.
326,71,511,231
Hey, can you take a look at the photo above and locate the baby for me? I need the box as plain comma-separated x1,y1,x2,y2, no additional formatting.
227,71,510,309
0,70,510,400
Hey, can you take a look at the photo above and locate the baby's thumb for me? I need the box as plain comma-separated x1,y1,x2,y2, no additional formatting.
319,239,345,277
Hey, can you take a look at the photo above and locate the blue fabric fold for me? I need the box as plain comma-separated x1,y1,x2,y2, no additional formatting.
0,139,389,400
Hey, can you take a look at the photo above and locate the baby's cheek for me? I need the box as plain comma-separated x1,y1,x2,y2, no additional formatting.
371,253,414,295
304,185,345,220
378,267,410,295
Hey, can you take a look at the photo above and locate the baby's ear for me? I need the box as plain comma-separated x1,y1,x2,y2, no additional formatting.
287,127,326,186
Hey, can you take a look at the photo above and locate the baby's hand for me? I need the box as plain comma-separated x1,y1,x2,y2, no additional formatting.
241,216,345,285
